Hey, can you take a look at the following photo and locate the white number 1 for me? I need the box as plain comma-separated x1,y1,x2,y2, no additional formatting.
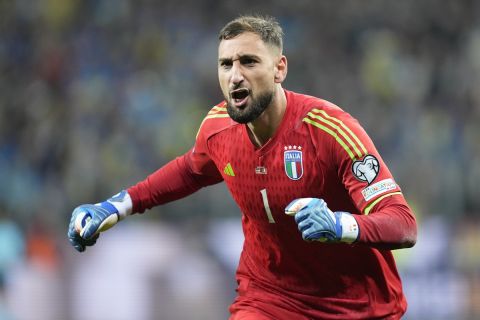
260,189,275,223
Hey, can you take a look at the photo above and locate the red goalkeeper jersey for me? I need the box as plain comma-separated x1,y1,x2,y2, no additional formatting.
128,90,416,319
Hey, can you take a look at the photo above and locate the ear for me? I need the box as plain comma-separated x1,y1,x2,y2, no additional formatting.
274,55,288,83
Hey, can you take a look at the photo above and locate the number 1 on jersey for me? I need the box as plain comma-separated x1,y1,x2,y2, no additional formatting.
260,188,275,223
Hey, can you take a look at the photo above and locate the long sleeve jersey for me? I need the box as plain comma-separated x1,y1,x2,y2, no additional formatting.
128,90,417,319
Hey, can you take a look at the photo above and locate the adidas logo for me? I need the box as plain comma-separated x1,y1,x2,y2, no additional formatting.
224,163,235,176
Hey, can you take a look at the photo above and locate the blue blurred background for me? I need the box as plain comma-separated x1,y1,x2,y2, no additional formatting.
0,0,479,319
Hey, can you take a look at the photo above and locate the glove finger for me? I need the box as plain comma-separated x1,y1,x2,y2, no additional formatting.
305,198,325,209
297,218,313,232
68,214,78,234
303,229,336,242
67,226,77,239
85,233,99,245
294,199,327,223
68,235,85,252
81,216,103,240
308,211,334,229
294,210,310,224
285,198,311,214
69,232,99,251
73,243,85,252
70,206,93,235
318,211,336,230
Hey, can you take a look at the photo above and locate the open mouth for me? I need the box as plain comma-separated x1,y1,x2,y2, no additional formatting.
230,88,250,107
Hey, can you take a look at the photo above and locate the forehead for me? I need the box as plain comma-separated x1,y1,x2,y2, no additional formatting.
218,32,274,59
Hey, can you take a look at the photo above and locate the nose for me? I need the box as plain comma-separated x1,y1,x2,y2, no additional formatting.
230,61,244,86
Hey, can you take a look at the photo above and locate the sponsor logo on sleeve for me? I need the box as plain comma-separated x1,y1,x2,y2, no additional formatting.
361,178,398,201
352,154,379,184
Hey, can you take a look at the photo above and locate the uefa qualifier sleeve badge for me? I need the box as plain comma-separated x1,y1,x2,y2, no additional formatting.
352,154,379,185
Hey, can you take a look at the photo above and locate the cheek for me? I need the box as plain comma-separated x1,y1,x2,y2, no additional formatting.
261,67,276,84
218,72,229,91
255,73,276,91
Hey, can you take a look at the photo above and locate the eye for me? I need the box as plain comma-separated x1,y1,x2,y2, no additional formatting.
241,57,257,66
219,60,232,69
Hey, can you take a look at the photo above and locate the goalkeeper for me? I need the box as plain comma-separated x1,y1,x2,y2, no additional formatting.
68,15,417,320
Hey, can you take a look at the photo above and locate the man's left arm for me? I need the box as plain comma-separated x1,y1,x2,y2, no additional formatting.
287,106,417,250
286,191,416,250
353,194,417,249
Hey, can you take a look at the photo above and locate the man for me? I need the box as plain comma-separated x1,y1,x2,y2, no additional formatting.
68,15,417,319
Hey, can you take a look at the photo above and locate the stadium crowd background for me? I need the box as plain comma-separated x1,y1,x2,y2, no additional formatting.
0,0,479,319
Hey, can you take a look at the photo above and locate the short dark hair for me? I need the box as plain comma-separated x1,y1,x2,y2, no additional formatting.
219,15,283,52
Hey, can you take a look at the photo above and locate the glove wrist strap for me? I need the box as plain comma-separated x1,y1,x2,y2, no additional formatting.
96,190,133,220
339,213,359,243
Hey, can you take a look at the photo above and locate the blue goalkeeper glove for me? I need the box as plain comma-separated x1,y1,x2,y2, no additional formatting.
68,190,132,252
285,198,359,243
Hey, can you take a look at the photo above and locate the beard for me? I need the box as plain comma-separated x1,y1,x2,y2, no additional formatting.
226,90,274,124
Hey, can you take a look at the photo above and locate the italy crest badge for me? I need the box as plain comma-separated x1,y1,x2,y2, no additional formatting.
284,146,303,180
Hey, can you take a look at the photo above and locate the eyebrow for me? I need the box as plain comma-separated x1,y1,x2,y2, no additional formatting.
218,54,261,64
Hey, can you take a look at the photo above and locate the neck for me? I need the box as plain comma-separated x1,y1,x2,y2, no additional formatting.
247,86,287,147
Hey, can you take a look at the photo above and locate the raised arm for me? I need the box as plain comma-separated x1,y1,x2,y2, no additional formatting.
67,104,229,252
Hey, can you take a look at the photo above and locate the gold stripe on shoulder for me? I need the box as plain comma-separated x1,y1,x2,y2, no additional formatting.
312,109,368,155
204,113,230,120
306,112,362,158
195,113,230,139
310,109,367,157
208,102,228,115
209,106,228,114
303,117,356,160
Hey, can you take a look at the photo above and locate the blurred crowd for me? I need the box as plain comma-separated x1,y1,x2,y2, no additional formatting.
0,0,479,319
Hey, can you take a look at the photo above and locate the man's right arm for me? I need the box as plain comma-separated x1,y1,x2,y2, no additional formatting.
68,148,223,252
68,101,229,252
128,148,224,213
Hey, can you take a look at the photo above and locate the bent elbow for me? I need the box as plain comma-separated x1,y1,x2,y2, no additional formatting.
400,227,417,249
401,237,416,249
